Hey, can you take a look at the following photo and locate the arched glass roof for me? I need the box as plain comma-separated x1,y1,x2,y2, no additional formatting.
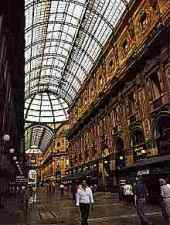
25,92,68,123
25,124,54,152
25,0,130,152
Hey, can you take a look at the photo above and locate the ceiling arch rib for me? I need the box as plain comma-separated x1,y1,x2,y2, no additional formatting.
56,0,122,95
25,67,82,86
25,0,86,11
27,79,78,99
25,39,96,71
25,86,74,106
30,87,74,104
25,54,88,76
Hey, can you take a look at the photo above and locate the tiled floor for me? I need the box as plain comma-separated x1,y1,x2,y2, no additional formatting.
0,190,163,225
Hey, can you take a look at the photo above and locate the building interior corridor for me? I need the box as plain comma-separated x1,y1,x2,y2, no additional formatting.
0,0,170,224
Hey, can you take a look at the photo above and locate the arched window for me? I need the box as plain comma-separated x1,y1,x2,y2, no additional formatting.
131,128,146,161
154,114,170,155
132,129,144,146
150,72,163,100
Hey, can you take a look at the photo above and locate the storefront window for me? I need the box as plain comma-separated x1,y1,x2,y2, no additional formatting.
155,115,170,155
132,128,146,161
115,137,125,169
150,72,162,100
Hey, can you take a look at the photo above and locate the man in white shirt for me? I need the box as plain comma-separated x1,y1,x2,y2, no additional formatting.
76,179,94,225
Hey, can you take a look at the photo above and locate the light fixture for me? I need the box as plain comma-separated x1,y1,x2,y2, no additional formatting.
141,149,146,154
31,145,37,148
13,156,17,161
119,156,124,160
9,148,15,154
104,160,108,164
3,134,10,142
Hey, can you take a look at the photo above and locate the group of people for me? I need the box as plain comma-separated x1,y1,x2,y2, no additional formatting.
75,176,170,225
121,176,170,225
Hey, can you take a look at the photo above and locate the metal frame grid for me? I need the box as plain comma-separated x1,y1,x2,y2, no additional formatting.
25,92,68,123
25,0,130,151
25,0,130,123
25,124,54,152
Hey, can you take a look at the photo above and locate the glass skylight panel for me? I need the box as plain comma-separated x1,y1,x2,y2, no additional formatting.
25,0,129,130
29,110,41,117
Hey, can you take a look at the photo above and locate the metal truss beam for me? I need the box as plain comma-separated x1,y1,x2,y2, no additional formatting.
25,66,82,85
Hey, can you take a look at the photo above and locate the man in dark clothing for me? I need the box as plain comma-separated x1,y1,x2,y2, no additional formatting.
134,176,153,225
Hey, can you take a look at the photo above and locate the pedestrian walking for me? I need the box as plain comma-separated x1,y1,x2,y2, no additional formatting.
76,179,94,225
159,178,170,225
134,176,153,225
123,181,134,205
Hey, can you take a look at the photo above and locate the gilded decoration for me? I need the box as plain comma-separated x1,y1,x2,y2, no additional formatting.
97,64,105,93
158,0,170,16
106,47,117,80
133,0,160,45
89,74,97,103
69,0,166,128
117,26,130,65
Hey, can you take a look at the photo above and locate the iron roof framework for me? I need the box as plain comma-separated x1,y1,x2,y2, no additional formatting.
25,0,130,151
25,124,54,152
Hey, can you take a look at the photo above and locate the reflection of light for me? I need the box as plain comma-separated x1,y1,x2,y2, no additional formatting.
13,156,17,161
119,156,123,160
31,145,37,148
104,160,108,164
141,149,146,154
9,148,15,154
3,134,10,141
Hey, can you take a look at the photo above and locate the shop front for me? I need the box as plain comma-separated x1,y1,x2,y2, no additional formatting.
117,155,170,203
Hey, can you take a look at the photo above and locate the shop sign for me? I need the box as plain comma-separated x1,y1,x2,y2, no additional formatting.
16,175,27,184
137,169,149,176
119,179,126,185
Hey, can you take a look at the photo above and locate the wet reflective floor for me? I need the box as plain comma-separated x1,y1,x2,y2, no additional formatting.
0,190,163,225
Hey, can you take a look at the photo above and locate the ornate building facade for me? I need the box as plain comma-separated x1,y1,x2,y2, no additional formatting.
39,122,69,183
67,0,170,190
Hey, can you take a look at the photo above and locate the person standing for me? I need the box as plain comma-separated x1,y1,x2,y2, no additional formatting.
159,178,170,225
134,176,153,225
76,179,94,225
123,181,134,205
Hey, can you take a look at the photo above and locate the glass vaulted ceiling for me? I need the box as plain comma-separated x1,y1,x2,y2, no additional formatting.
25,0,130,151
